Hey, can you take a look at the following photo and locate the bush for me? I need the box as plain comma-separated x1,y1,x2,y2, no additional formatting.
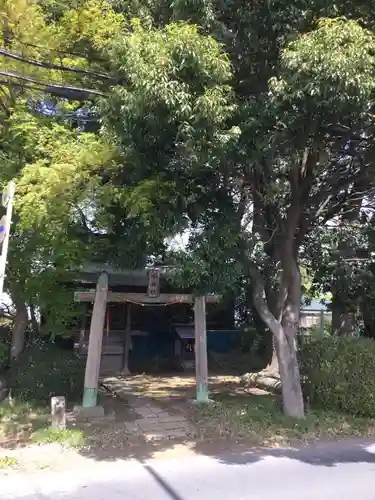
8,341,85,405
0,340,8,371
0,323,12,372
238,324,271,364
299,337,375,417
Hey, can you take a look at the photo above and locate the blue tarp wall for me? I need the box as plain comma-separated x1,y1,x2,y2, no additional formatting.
130,330,239,362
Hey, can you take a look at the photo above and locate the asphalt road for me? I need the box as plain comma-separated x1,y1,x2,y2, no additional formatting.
2,439,375,500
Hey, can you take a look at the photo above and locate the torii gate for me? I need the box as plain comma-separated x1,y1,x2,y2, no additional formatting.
74,271,221,411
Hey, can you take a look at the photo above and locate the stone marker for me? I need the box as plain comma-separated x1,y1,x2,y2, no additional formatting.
51,396,66,429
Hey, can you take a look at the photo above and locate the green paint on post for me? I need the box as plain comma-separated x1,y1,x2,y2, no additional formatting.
196,382,209,404
82,387,98,408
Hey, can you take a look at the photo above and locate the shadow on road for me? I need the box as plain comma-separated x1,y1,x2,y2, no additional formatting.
74,379,375,469
213,439,375,468
78,432,375,470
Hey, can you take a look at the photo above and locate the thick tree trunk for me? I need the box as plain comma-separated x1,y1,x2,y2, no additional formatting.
263,283,288,377
278,246,304,418
10,300,28,361
279,311,304,417
246,253,304,418
272,322,304,418
252,309,304,417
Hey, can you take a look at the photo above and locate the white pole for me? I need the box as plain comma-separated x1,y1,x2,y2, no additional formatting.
0,181,15,298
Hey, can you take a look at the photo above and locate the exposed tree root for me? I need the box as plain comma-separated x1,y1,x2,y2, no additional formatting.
241,370,282,394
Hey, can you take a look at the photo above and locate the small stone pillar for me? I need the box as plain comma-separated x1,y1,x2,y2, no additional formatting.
82,272,108,408
194,296,209,403
51,396,66,429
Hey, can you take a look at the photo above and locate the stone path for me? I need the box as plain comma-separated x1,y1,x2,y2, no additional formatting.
100,376,193,441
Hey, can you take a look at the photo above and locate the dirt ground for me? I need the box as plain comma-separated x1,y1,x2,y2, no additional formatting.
0,372,272,472
113,372,256,401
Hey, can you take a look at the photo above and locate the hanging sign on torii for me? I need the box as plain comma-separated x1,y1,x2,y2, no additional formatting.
147,267,161,298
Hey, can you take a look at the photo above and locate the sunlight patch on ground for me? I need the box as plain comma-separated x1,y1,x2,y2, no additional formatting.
116,374,242,401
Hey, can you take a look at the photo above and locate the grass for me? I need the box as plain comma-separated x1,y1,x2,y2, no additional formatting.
0,342,86,449
0,456,18,468
0,400,85,449
190,393,375,446
31,428,85,449
0,400,49,445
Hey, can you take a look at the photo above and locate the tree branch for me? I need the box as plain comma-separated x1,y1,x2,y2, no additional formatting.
243,255,284,341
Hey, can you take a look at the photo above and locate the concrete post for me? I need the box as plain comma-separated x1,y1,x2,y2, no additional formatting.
82,272,108,408
194,296,209,403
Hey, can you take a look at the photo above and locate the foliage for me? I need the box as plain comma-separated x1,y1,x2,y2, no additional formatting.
111,10,375,416
8,341,85,404
0,323,12,371
31,427,85,448
0,341,8,371
0,399,49,446
210,351,266,374
100,20,236,268
7,108,117,333
192,393,375,444
0,338,9,370
0,1,112,332
237,325,270,362
299,321,332,343
300,337,375,416
0,456,18,468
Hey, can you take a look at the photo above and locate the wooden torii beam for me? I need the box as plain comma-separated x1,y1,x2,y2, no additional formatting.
74,291,221,304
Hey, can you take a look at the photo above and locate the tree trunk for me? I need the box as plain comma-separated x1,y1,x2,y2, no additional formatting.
279,307,304,417
279,246,304,418
10,300,28,361
246,253,305,418
263,284,287,377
